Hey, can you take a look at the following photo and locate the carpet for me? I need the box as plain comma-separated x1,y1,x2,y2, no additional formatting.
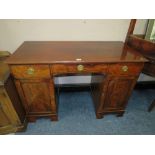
16,89,155,135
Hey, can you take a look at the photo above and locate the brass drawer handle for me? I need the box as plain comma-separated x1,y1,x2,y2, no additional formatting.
122,65,128,72
27,67,35,75
77,65,84,71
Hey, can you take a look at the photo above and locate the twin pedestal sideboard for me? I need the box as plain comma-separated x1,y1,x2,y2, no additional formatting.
6,41,147,125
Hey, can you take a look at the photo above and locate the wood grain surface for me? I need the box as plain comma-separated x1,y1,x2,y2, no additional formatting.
6,41,147,64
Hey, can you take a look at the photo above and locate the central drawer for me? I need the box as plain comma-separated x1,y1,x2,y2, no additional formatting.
51,64,108,74
11,65,50,79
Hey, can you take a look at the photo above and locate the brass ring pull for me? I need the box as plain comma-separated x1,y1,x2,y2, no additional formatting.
27,67,35,75
122,65,128,72
77,64,84,71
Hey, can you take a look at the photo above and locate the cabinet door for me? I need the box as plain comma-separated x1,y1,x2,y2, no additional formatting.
102,76,136,110
15,79,56,114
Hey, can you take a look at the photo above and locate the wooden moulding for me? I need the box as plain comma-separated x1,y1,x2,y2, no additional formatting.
127,35,155,53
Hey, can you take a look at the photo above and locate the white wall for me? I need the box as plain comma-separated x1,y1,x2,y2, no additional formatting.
0,19,152,84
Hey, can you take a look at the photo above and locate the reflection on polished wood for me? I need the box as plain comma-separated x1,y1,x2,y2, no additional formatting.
6,41,146,64
6,41,147,122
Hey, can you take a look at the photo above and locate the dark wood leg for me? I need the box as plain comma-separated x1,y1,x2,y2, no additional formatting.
50,115,58,121
27,116,36,122
96,113,104,119
116,111,124,117
148,99,155,112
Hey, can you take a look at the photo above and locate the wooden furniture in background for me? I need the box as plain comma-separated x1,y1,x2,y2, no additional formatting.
0,51,26,134
6,41,147,122
126,19,155,112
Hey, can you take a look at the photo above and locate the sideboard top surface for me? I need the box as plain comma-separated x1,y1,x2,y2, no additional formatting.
6,41,147,64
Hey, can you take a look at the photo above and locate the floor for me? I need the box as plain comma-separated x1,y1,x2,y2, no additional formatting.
16,89,155,135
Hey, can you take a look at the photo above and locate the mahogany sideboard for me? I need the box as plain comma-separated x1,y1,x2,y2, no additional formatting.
6,41,147,122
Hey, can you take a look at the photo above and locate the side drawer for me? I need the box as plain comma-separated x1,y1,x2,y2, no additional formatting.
10,65,51,79
108,63,144,76
51,64,108,74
